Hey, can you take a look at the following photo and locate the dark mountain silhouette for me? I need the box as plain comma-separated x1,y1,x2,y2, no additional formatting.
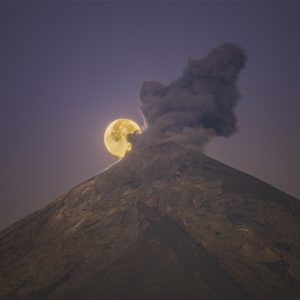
0,142,300,300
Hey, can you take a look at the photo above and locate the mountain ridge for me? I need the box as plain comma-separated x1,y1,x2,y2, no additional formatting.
1,141,300,300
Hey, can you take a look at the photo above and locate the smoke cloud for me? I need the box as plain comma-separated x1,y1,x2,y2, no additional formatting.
135,43,246,150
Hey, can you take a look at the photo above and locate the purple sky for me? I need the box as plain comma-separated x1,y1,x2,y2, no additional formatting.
1,1,300,229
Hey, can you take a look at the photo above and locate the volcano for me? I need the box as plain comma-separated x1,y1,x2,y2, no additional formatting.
0,142,300,300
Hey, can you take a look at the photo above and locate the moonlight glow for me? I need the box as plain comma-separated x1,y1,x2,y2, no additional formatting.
104,119,141,157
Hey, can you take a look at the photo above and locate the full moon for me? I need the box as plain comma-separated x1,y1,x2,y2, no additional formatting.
104,119,141,158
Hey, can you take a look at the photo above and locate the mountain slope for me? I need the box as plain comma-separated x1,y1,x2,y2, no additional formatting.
0,142,300,300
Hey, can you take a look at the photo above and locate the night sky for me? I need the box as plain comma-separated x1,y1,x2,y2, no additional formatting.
1,1,300,230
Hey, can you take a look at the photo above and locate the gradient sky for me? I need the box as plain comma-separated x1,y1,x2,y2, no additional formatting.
1,1,299,230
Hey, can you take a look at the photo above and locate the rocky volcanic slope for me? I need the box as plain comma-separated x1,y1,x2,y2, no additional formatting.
0,142,300,300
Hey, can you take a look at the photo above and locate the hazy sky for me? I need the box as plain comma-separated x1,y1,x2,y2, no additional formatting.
1,1,299,229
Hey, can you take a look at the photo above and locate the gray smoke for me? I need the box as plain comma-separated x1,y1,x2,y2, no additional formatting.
135,43,246,150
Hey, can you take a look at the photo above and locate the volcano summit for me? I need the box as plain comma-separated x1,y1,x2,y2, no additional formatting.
0,142,300,300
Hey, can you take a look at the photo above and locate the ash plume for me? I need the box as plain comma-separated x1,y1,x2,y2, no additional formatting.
135,43,246,150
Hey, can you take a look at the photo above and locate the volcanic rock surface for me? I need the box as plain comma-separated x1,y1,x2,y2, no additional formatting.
0,142,300,300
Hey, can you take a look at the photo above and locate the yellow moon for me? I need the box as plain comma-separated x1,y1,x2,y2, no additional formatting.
104,119,141,158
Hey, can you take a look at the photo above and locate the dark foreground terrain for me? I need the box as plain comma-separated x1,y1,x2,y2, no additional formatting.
0,142,300,299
